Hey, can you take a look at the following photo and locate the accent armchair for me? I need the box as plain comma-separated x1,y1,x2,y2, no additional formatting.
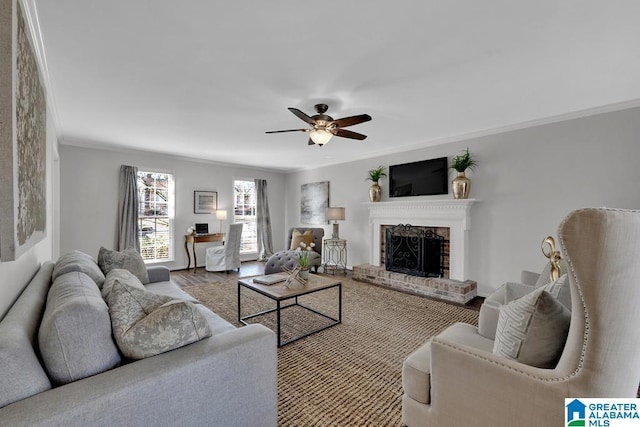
264,228,324,274
401,208,640,427
205,223,243,272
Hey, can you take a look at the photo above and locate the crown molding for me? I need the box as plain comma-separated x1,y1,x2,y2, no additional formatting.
19,0,63,142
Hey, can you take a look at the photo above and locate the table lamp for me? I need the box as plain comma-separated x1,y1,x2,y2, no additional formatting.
216,210,227,233
326,207,345,239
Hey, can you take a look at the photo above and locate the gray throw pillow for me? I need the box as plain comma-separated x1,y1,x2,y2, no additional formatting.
493,286,570,368
107,281,212,360
102,268,145,301
53,250,106,288
98,247,149,284
39,271,121,384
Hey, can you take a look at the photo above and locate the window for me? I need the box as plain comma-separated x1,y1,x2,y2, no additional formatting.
234,180,257,254
137,171,174,262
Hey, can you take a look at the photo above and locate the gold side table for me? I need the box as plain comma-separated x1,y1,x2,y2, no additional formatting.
323,238,347,275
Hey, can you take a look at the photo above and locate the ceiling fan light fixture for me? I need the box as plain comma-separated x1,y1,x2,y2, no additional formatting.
309,129,333,145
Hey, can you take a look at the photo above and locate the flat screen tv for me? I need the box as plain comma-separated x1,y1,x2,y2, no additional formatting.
389,157,448,197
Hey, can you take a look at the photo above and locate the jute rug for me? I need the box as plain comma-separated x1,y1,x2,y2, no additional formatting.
182,274,479,426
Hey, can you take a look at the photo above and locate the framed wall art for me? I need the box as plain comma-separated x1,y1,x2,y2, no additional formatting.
194,191,217,214
300,181,329,225
0,2,47,261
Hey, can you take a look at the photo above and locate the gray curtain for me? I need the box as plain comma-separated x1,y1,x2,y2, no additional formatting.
116,165,140,251
255,179,274,261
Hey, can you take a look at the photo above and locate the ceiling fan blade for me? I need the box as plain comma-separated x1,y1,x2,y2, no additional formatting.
265,129,309,134
331,114,372,128
308,139,315,145
334,128,368,140
288,108,316,125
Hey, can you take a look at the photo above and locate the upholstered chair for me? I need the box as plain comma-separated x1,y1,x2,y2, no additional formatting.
401,208,640,427
264,228,324,274
205,223,243,272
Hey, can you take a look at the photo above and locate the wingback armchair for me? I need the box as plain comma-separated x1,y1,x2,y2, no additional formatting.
402,208,640,427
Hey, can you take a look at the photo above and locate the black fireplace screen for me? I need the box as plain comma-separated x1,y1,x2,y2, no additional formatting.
385,224,445,277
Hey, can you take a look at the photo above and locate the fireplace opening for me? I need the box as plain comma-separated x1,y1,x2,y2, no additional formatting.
384,224,445,278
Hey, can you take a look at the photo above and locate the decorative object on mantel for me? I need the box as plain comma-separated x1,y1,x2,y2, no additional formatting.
449,148,477,199
541,236,562,281
282,265,306,289
366,166,387,202
326,207,346,239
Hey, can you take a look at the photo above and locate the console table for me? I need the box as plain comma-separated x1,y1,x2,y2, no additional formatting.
323,238,347,275
184,233,224,273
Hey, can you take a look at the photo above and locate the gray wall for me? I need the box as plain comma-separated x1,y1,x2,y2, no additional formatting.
59,144,287,270
285,107,640,296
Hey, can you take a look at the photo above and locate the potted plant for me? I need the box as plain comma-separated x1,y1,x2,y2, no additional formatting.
296,241,315,280
449,148,477,199
366,166,387,202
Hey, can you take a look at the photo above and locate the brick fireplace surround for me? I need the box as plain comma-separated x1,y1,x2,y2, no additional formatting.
353,200,478,304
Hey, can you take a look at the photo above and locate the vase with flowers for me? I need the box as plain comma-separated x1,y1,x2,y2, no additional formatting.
450,148,477,199
296,241,315,280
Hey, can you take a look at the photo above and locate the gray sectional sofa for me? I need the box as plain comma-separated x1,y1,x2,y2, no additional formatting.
0,251,277,426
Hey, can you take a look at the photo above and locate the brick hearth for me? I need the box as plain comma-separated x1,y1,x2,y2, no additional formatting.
352,263,477,305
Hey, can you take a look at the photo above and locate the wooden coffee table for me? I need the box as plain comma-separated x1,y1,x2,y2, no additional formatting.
238,274,342,347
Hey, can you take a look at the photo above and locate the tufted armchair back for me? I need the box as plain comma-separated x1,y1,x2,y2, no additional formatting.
286,228,324,257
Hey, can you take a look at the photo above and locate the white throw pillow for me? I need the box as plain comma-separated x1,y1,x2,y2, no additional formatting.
493,286,570,368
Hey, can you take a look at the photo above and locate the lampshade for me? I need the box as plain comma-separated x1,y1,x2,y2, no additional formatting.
309,129,333,145
216,210,227,220
326,207,345,222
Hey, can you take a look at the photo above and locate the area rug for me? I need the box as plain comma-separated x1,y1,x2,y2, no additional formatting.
182,274,479,426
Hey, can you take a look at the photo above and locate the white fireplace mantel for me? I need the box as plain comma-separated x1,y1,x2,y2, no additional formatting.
364,199,477,281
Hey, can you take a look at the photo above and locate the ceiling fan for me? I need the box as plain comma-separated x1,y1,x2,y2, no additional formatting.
266,104,372,146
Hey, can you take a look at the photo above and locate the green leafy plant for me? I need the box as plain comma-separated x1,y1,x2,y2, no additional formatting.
450,148,477,173
366,166,387,182
297,242,315,270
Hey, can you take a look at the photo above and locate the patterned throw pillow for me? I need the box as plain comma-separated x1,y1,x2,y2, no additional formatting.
493,285,570,368
98,247,149,284
107,281,212,360
102,268,145,301
290,229,313,250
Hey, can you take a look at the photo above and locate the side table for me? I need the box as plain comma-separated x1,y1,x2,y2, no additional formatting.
323,238,347,275
184,233,224,273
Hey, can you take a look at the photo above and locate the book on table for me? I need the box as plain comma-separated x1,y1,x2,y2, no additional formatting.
252,274,288,285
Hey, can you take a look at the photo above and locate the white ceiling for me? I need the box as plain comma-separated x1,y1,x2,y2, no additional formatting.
31,0,640,172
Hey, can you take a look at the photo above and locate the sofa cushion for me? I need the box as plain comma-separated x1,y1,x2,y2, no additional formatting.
0,263,54,408
52,250,105,288
39,271,121,385
290,229,313,250
108,281,212,360
98,247,149,284
493,286,570,368
101,268,145,301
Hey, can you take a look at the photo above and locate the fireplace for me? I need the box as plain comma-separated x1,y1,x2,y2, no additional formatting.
365,199,476,281
353,199,478,304
384,224,446,278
